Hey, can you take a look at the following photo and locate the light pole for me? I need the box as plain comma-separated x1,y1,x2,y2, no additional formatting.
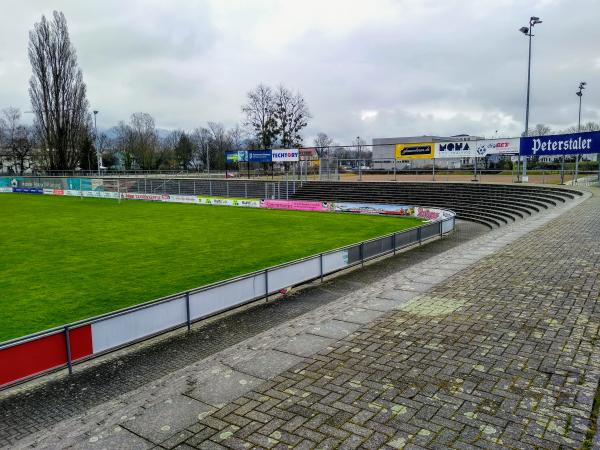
93,110,100,175
574,82,586,183
356,136,362,181
519,16,542,182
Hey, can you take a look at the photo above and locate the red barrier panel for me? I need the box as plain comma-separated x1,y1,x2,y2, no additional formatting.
0,325,92,386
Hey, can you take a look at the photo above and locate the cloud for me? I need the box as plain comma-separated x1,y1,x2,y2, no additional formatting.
1,0,599,144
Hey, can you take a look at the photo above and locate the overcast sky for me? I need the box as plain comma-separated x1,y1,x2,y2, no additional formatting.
1,0,599,145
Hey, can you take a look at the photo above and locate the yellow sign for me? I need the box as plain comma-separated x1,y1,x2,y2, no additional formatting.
395,142,435,160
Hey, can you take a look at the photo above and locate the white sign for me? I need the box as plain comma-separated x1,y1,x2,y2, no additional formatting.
271,149,299,162
475,138,520,156
434,141,477,158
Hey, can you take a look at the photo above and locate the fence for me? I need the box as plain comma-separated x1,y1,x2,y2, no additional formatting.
0,185,455,389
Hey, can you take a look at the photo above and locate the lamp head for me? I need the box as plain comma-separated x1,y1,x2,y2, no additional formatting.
519,26,529,34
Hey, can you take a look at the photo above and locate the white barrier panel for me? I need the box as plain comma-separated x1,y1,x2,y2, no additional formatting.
91,297,187,353
322,250,349,274
442,219,454,234
188,273,266,320
267,257,321,292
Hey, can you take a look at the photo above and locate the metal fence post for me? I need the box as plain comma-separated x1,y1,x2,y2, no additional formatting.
226,181,229,197
320,253,324,282
360,243,364,267
245,183,248,198
393,233,397,255
193,179,196,195
64,326,73,375
185,292,191,331
439,221,443,236
417,227,422,245
209,179,213,196
264,268,269,300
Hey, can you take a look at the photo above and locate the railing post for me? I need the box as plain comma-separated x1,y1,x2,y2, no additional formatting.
393,233,396,255
185,292,191,331
417,227,422,245
320,253,324,282
264,268,269,301
64,326,73,375
209,179,213,196
226,181,229,197
360,243,364,267
245,183,248,198
439,221,443,236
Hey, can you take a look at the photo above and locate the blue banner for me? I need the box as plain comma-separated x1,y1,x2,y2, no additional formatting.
248,149,272,163
520,131,600,157
13,187,43,194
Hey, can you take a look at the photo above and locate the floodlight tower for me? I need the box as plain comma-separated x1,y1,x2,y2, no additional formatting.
519,16,542,182
574,82,586,182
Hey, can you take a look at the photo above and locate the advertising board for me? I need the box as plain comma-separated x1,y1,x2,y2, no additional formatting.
395,143,434,160
333,202,415,216
122,193,170,201
248,150,272,163
261,199,329,212
225,151,248,163
167,195,199,204
0,187,12,193
12,187,43,194
198,196,260,208
520,131,600,157
272,149,299,162
475,138,519,156
435,141,477,159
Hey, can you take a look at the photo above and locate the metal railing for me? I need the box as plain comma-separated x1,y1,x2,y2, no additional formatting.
0,202,455,390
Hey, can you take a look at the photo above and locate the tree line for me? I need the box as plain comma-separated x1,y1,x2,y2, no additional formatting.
0,11,314,173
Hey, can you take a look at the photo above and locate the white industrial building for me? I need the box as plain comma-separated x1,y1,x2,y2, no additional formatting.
372,134,482,169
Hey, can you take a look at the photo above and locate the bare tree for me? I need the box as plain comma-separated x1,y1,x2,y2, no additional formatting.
1,108,35,175
207,122,230,170
129,112,158,169
28,11,90,170
313,132,334,157
274,85,310,148
113,121,135,170
242,84,278,148
526,124,552,136
190,127,211,171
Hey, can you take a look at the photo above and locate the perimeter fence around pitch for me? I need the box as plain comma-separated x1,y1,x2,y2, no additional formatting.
0,179,456,390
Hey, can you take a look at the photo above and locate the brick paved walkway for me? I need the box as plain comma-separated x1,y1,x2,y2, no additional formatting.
173,191,600,449
8,189,599,450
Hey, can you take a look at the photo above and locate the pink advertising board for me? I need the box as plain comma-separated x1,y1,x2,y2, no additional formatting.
261,199,329,212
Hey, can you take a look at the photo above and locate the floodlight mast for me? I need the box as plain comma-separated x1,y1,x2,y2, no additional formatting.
519,16,542,182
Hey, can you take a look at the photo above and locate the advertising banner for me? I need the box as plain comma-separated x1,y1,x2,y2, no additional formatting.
81,191,120,199
167,195,199,204
520,131,600,156
435,140,477,159
225,151,248,163
272,149,299,162
475,138,519,156
248,150,272,163
0,187,12,193
122,193,170,201
261,199,329,212
198,196,260,208
333,202,415,216
414,207,442,221
12,187,43,194
395,143,434,160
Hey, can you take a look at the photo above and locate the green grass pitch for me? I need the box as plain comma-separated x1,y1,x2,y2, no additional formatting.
0,194,423,341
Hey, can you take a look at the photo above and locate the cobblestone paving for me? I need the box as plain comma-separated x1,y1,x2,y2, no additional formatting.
171,193,600,449
0,223,487,449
